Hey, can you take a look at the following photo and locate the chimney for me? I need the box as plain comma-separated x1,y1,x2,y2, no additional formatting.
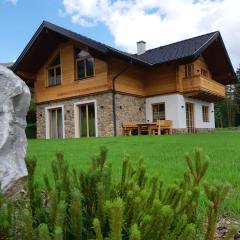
137,41,146,55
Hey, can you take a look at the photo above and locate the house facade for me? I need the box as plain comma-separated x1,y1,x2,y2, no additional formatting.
12,21,237,139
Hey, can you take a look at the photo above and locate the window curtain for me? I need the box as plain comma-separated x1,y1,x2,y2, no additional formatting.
50,110,56,139
57,109,63,138
49,108,63,139
88,104,95,137
80,106,87,137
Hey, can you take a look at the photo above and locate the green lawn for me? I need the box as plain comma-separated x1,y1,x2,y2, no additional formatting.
27,130,240,217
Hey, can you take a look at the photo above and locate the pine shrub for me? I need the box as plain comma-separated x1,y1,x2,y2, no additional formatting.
0,147,237,239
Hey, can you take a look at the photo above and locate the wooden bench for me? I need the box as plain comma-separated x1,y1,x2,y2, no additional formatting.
122,122,138,136
152,120,173,135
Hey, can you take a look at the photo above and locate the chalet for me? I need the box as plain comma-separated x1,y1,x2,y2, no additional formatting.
12,21,237,139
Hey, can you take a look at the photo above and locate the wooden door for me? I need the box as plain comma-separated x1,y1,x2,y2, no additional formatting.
186,102,195,133
79,103,96,137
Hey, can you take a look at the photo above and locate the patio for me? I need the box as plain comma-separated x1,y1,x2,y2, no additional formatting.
122,120,173,136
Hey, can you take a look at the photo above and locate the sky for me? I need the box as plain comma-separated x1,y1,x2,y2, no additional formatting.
0,0,239,69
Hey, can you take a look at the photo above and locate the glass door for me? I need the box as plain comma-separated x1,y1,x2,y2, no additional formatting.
79,103,96,137
186,102,195,133
49,108,63,139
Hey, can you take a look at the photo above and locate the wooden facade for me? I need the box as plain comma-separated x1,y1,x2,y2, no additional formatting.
35,41,109,103
33,43,226,104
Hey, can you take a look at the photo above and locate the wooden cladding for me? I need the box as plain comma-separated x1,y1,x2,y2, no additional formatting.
34,42,226,104
182,75,225,101
35,42,109,103
185,64,194,77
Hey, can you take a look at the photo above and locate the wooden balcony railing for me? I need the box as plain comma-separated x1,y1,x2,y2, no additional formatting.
182,75,225,102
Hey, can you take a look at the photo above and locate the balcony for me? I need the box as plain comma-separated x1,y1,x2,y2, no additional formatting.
182,75,225,102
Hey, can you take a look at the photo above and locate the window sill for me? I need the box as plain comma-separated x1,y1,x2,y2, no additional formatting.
75,75,95,81
46,83,61,88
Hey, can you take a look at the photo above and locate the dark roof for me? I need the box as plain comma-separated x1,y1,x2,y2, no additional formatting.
12,20,237,84
132,32,219,65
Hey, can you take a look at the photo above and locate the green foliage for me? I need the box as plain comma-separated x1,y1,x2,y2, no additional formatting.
26,123,37,139
26,95,37,139
215,65,240,127
0,147,236,239
204,182,232,240
38,224,50,240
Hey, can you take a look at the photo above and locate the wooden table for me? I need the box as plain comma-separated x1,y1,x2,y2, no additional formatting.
136,123,157,135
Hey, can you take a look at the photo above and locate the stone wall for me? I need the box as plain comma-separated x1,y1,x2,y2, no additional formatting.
36,92,114,139
172,128,215,134
115,93,146,136
172,128,188,134
195,128,215,133
36,92,214,139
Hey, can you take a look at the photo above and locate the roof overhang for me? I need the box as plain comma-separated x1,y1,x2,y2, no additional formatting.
199,35,237,85
12,21,147,80
12,21,237,86
150,32,237,85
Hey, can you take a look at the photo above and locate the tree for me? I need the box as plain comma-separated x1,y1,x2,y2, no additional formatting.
234,65,240,126
215,65,240,128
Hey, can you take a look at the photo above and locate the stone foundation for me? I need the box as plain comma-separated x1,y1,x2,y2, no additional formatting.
36,92,114,139
172,128,188,134
195,128,215,133
36,92,146,138
172,128,215,134
115,93,146,136
36,92,215,139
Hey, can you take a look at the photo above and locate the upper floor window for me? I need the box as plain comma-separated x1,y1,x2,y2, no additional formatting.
75,49,94,80
202,105,209,122
185,63,194,77
47,54,61,86
152,103,165,121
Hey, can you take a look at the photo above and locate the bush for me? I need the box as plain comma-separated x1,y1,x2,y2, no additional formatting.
0,148,236,239
26,123,37,139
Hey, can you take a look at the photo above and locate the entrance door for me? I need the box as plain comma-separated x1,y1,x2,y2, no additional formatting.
48,108,63,139
79,103,96,137
186,102,195,133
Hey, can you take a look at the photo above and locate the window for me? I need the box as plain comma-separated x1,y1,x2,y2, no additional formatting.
47,54,61,86
48,108,63,139
185,64,194,77
75,49,94,80
78,103,96,137
201,68,208,78
152,103,165,121
202,106,209,122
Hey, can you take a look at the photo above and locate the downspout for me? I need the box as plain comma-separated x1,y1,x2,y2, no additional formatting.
112,59,133,136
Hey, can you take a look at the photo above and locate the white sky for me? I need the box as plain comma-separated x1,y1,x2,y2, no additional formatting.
62,0,240,69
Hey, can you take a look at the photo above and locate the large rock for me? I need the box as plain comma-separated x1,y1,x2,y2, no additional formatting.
0,65,30,196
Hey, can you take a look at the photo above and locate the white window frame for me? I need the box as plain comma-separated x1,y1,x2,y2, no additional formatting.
45,105,65,139
74,100,98,138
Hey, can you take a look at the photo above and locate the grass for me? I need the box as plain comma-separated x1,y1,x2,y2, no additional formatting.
27,130,240,218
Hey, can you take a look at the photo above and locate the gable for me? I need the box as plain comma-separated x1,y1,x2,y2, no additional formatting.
12,21,237,86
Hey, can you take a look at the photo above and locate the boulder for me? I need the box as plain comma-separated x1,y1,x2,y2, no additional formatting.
0,64,30,196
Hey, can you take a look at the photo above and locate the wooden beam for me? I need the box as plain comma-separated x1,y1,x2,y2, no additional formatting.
16,70,36,80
